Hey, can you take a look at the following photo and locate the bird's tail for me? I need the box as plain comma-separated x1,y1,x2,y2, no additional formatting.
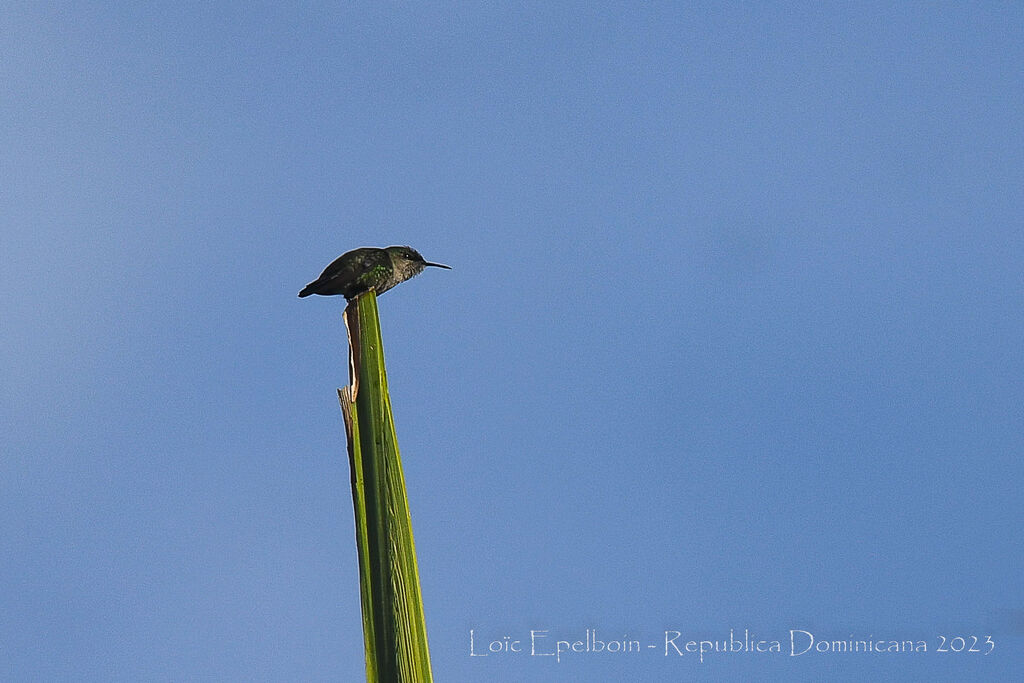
298,283,316,297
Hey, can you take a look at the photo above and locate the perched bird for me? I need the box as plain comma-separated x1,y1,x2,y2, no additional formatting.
299,246,450,299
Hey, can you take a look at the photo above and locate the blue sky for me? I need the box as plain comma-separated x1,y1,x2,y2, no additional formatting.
3,2,1022,681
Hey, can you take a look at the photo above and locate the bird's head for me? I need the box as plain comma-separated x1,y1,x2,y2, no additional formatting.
385,245,451,282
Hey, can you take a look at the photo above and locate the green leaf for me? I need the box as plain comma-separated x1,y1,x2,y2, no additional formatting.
338,291,433,683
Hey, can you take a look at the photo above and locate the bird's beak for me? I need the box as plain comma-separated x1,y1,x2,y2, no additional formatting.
424,261,452,269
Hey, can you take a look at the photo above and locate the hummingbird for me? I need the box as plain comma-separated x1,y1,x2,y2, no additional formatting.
298,246,451,299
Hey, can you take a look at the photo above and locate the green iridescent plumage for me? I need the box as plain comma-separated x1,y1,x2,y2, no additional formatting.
299,246,450,299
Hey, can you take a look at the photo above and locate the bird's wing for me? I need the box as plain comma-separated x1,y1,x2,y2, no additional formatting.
315,247,382,283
